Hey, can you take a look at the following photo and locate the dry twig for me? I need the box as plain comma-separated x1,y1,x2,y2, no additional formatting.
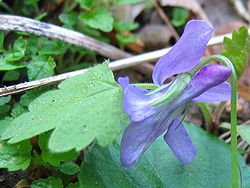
230,0,250,23
0,15,131,59
152,0,180,40
159,0,210,21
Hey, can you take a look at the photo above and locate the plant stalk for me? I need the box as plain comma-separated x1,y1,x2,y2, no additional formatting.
198,55,238,188
196,103,212,130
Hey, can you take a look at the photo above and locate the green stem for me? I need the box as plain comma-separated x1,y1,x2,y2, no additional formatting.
133,83,158,90
196,103,212,130
212,102,226,126
199,55,238,188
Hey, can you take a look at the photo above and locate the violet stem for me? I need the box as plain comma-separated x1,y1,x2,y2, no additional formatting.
198,55,238,188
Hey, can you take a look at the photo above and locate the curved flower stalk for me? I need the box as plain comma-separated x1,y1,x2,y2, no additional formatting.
118,20,232,167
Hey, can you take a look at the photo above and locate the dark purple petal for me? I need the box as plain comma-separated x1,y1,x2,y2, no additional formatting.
152,20,214,85
192,82,231,102
164,119,196,164
176,64,232,104
120,106,185,167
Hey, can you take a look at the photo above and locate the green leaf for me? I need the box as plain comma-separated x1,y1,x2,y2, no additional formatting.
0,55,26,70
0,118,11,134
58,161,80,175
35,12,47,21
219,122,231,130
20,88,49,107
66,182,80,188
79,124,250,187
31,176,63,188
0,139,32,171
80,8,114,32
13,36,27,53
27,36,39,55
116,34,137,49
81,26,110,43
21,0,39,16
76,0,97,10
116,0,144,4
38,38,68,56
0,105,10,118
238,125,250,145
27,56,56,80
2,64,127,154
171,7,189,27
221,27,250,78
3,70,20,81
38,132,79,167
25,0,39,6
0,96,11,106
0,32,4,52
113,21,139,33
59,11,78,27
11,103,28,118
5,37,27,62
11,88,49,118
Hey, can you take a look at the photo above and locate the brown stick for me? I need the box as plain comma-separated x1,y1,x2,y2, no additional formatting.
0,15,131,59
152,0,180,40
230,0,250,22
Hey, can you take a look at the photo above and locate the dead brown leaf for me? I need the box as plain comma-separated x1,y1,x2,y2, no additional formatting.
238,82,250,102
15,179,29,188
112,4,145,22
238,55,250,102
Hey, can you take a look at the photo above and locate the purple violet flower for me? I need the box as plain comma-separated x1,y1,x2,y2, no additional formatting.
118,20,232,167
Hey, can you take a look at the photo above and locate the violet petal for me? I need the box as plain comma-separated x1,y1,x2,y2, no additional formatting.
118,77,172,122
120,106,185,167
192,82,231,102
118,77,157,122
175,64,232,105
152,20,214,85
164,119,196,164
